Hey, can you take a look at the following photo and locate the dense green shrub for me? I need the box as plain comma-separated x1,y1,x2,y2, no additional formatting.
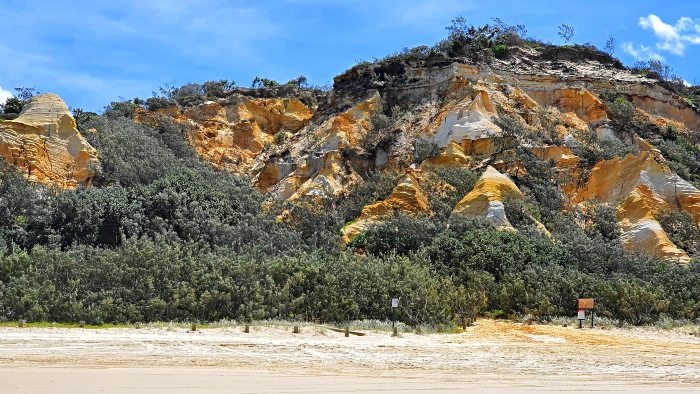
0,88,38,115
414,139,441,163
491,44,509,59
2,147,699,326
84,117,200,186
436,17,527,62
604,96,700,188
349,213,439,256
657,135,700,188
251,77,280,89
0,241,462,325
658,210,700,257
423,166,478,219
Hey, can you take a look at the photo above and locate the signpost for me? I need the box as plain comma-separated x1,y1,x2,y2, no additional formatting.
391,297,399,336
578,298,594,310
391,297,399,327
577,298,595,328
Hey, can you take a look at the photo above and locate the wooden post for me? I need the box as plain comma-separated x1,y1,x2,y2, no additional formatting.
190,323,197,332
18,319,25,328
392,327,398,337
79,321,86,328
293,325,300,334
135,322,141,329
344,327,349,337
244,324,250,333
462,316,466,330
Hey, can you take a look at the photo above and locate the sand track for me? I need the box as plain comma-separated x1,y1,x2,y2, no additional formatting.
1,319,698,392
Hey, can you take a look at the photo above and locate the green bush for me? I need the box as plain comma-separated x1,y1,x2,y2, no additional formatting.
414,139,441,164
613,281,670,325
349,213,439,256
658,210,700,257
0,241,462,326
491,44,509,59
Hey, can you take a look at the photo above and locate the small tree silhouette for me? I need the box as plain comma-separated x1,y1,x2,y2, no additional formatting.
558,24,575,44
604,36,616,55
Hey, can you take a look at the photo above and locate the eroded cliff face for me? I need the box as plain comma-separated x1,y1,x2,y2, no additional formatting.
0,94,99,187
253,93,380,200
572,152,700,263
4,42,696,263
136,97,314,176
117,46,700,262
329,56,699,261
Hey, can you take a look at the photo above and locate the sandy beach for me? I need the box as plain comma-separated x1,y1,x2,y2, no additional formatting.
1,319,698,393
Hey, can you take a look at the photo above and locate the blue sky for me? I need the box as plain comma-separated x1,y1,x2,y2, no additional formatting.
1,1,699,111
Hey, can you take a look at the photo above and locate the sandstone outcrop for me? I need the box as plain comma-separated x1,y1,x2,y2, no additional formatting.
316,92,381,151
421,140,471,168
617,185,690,263
530,145,582,196
134,97,313,177
254,93,380,199
452,166,522,230
530,146,580,168
336,63,697,260
0,94,99,187
433,88,501,149
527,88,608,124
574,152,699,263
341,172,429,243
187,98,313,174
285,151,360,201
575,152,700,222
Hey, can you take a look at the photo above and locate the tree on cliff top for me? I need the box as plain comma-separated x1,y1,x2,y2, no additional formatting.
0,87,39,115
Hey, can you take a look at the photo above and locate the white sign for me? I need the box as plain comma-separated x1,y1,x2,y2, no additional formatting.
391,298,399,308
577,310,585,320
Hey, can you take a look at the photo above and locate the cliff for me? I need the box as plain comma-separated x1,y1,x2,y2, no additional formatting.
0,94,99,187
3,39,698,263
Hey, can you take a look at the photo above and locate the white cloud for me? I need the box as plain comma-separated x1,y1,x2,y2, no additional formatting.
0,86,12,103
639,14,700,56
622,42,665,61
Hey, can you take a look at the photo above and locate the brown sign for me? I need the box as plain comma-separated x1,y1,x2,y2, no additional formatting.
578,298,594,309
